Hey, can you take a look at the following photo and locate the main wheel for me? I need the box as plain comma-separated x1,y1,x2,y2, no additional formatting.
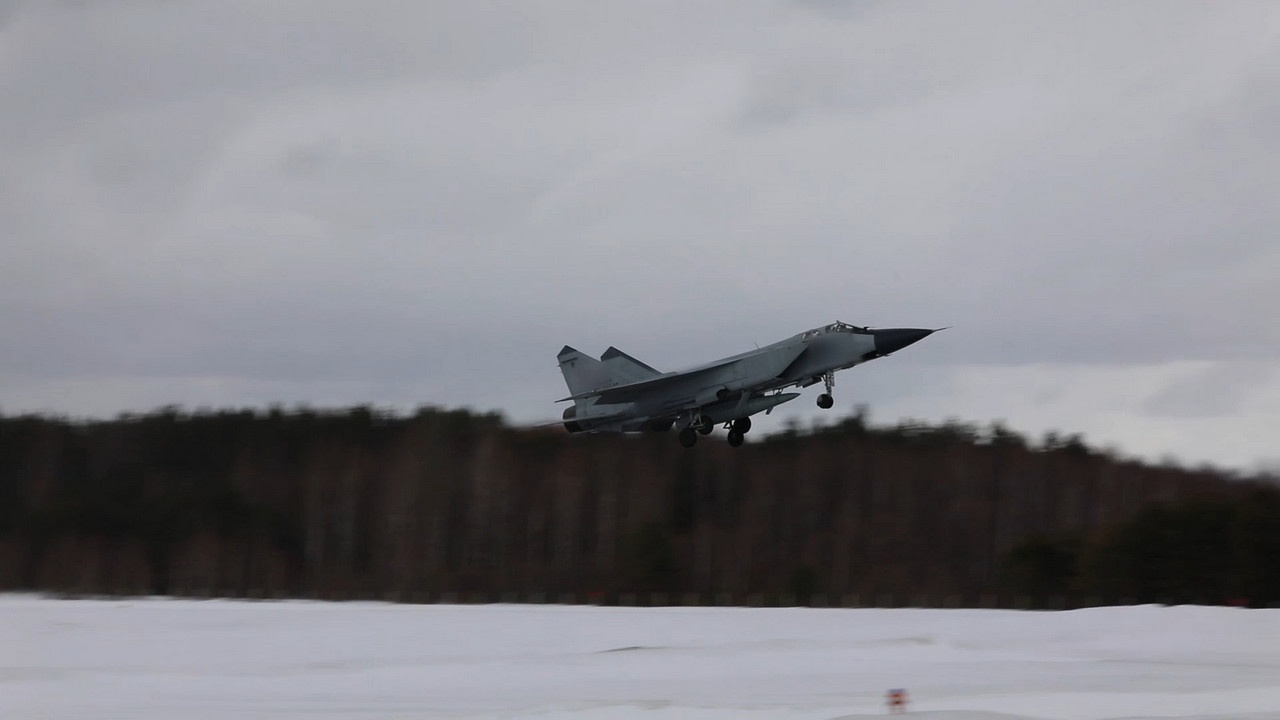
726,429,744,447
732,417,752,434
679,428,698,447
697,421,714,436
816,393,834,409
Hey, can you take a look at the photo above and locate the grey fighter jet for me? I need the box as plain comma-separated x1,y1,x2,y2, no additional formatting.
557,321,939,448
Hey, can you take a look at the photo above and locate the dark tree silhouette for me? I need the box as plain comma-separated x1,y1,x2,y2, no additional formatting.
0,407,1268,606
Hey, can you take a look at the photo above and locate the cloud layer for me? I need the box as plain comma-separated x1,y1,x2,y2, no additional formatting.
3,1,1278,469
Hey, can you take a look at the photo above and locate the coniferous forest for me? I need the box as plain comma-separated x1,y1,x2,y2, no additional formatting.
2,406,1277,608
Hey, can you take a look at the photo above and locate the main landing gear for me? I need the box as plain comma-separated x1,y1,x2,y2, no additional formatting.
816,371,835,409
678,415,753,448
679,427,698,447
726,416,751,448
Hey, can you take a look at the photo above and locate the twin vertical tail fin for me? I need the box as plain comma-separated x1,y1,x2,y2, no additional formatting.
600,346,660,384
557,346,613,400
557,345,662,403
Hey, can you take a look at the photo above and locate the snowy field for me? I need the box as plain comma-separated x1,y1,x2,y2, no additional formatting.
4,595,1280,720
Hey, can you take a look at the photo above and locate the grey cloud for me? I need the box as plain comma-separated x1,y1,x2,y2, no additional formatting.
1142,362,1277,419
1,1,1278,468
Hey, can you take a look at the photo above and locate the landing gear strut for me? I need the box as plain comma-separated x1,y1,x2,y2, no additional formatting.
722,416,751,448
681,409,710,447
816,372,835,409
679,411,753,448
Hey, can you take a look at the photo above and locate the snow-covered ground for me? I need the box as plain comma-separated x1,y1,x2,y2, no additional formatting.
4,595,1279,720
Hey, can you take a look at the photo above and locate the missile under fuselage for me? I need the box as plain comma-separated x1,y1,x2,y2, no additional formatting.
682,392,799,428
564,392,801,434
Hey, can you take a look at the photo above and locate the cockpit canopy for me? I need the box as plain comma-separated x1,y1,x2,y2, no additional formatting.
802,321,872,338
828,321,871,334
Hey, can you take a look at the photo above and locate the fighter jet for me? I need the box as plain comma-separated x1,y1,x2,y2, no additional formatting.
556,321,939,447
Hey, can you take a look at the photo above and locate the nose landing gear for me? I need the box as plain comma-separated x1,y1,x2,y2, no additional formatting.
816,372,836,409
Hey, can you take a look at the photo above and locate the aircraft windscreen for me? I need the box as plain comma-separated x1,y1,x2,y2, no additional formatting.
827,322,871,334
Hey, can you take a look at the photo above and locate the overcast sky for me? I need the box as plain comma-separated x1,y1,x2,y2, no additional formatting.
2,1,1278,471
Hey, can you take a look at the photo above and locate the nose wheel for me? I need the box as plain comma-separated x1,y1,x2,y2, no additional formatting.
816,372,836,409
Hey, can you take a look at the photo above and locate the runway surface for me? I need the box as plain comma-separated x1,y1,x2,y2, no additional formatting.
4,595,1280,719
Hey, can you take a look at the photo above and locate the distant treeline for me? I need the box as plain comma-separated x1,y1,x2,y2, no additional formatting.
1,406,1276,607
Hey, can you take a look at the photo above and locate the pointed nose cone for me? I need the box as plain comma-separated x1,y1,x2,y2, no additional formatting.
872,328,934,356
